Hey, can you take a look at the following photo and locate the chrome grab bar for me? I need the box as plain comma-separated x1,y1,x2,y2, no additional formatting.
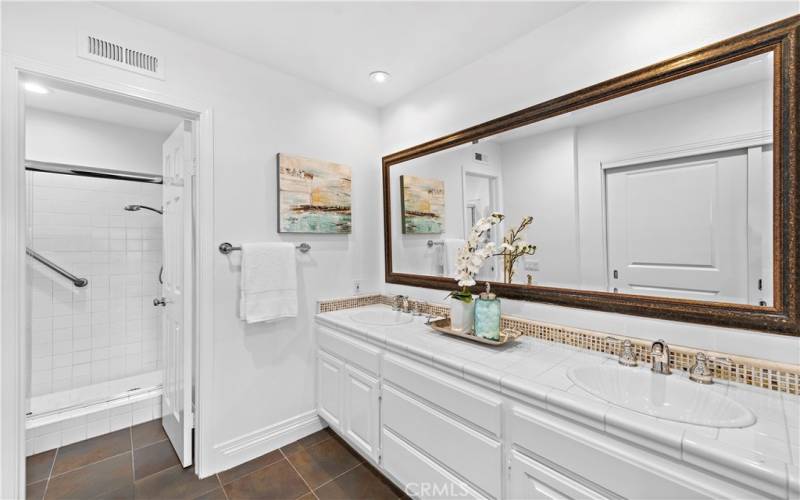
26,247,88,287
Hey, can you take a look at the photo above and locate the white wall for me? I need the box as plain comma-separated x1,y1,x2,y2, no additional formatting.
499,127,579,288
3,1,382,476
381,1,800,365
26,108,167,174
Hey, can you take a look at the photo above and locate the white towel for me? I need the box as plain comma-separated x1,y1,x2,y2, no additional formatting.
239,242,297,323
441,238,465,278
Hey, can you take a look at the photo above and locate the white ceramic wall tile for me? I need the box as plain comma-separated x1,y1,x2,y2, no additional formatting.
26,171,163,398
25,395,160,456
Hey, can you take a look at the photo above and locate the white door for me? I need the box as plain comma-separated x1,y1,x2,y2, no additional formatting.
317,350,345,429
343,364,380,462
160,120,194,467
605,150,748,303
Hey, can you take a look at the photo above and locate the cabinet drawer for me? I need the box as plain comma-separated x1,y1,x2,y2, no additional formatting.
509,449,610,500
383,385,502,498
383,354,502,437
510,405,755,500
317,326,380,375
382,428,484,500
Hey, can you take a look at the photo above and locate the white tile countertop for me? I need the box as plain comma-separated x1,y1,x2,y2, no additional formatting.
317,304,800,499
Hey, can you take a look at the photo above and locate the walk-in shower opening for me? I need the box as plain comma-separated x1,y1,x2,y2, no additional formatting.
23,79,186,455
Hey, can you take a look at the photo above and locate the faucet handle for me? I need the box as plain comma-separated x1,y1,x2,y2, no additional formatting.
689,352,714,384
605,336,638,367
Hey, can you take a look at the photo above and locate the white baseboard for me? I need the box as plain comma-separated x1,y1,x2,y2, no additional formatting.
210,410,325,475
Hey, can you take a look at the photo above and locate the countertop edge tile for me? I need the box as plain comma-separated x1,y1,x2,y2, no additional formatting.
682,433,788,499
499,374,549,408
545,388,608,431
604,407,683,460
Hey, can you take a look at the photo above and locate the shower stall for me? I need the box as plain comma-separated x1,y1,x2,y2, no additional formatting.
22,88,183,455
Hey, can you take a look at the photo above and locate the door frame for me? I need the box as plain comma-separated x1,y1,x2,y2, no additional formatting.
1,55,216,499
461,166,503,282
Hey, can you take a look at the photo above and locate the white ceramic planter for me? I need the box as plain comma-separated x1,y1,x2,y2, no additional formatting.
450,298,475,332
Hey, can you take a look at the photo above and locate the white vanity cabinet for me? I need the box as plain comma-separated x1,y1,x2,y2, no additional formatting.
316,349,345,429
315,326,381,462
314,321,779,500
342,364,380,461
506,405,757,500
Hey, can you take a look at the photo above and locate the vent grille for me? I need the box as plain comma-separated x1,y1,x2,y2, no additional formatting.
78,32,164,79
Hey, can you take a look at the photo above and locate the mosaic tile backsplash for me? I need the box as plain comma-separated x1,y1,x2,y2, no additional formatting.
318,294,800,395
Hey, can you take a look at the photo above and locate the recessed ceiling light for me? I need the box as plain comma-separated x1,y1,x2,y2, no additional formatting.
369,71,390,83
23,82,50,94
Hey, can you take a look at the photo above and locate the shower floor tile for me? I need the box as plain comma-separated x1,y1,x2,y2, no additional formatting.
27,421,407,499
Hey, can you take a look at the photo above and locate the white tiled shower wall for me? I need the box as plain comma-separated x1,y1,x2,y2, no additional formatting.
26,171,163,398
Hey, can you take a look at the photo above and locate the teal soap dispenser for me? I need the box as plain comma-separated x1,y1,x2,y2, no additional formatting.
474,282,501,341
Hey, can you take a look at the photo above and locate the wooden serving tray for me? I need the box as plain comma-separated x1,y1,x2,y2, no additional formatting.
428,318,522,346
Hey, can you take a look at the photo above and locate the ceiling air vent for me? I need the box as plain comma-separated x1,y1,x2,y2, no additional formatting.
78,32,165,80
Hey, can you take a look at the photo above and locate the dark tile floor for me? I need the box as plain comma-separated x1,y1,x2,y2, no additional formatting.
27,422,405,500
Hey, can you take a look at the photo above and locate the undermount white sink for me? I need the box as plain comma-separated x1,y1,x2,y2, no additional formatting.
349,309,413,326
568,365,755,428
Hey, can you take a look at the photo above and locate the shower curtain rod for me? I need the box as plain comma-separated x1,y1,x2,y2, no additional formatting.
25,159,163,184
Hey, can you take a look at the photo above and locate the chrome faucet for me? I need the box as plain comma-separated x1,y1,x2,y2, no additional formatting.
605,337,638,367
391,295,407,311
689,352,732,384
392,295,411,313
650,339,671,375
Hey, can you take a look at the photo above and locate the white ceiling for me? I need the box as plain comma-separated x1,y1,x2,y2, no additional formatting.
104,1,583,107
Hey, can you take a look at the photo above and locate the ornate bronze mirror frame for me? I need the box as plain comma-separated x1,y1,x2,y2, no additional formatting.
382,16,800,335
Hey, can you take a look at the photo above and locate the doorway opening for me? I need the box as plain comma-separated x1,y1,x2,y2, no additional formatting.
462,169,501,282
19,74,200,471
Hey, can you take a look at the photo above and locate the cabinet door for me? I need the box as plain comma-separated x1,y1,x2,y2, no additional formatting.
509,450,610,500
317,350,344,430
343,364,380,462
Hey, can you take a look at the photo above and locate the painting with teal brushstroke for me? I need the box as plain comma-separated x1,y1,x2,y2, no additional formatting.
278,154,352,233
401,175,444,234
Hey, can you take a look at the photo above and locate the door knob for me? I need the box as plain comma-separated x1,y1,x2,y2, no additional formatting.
153,297,167,307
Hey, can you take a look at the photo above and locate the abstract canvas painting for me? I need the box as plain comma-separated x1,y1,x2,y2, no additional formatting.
400,175,444,234
278,154,352,233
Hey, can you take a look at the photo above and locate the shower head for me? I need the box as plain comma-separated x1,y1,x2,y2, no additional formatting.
124,204,163,215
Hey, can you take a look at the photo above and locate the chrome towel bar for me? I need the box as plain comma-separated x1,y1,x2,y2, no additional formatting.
26,247,88,287
219,242,311,255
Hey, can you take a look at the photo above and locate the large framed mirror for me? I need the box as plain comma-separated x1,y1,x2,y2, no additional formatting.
383,16,799,335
